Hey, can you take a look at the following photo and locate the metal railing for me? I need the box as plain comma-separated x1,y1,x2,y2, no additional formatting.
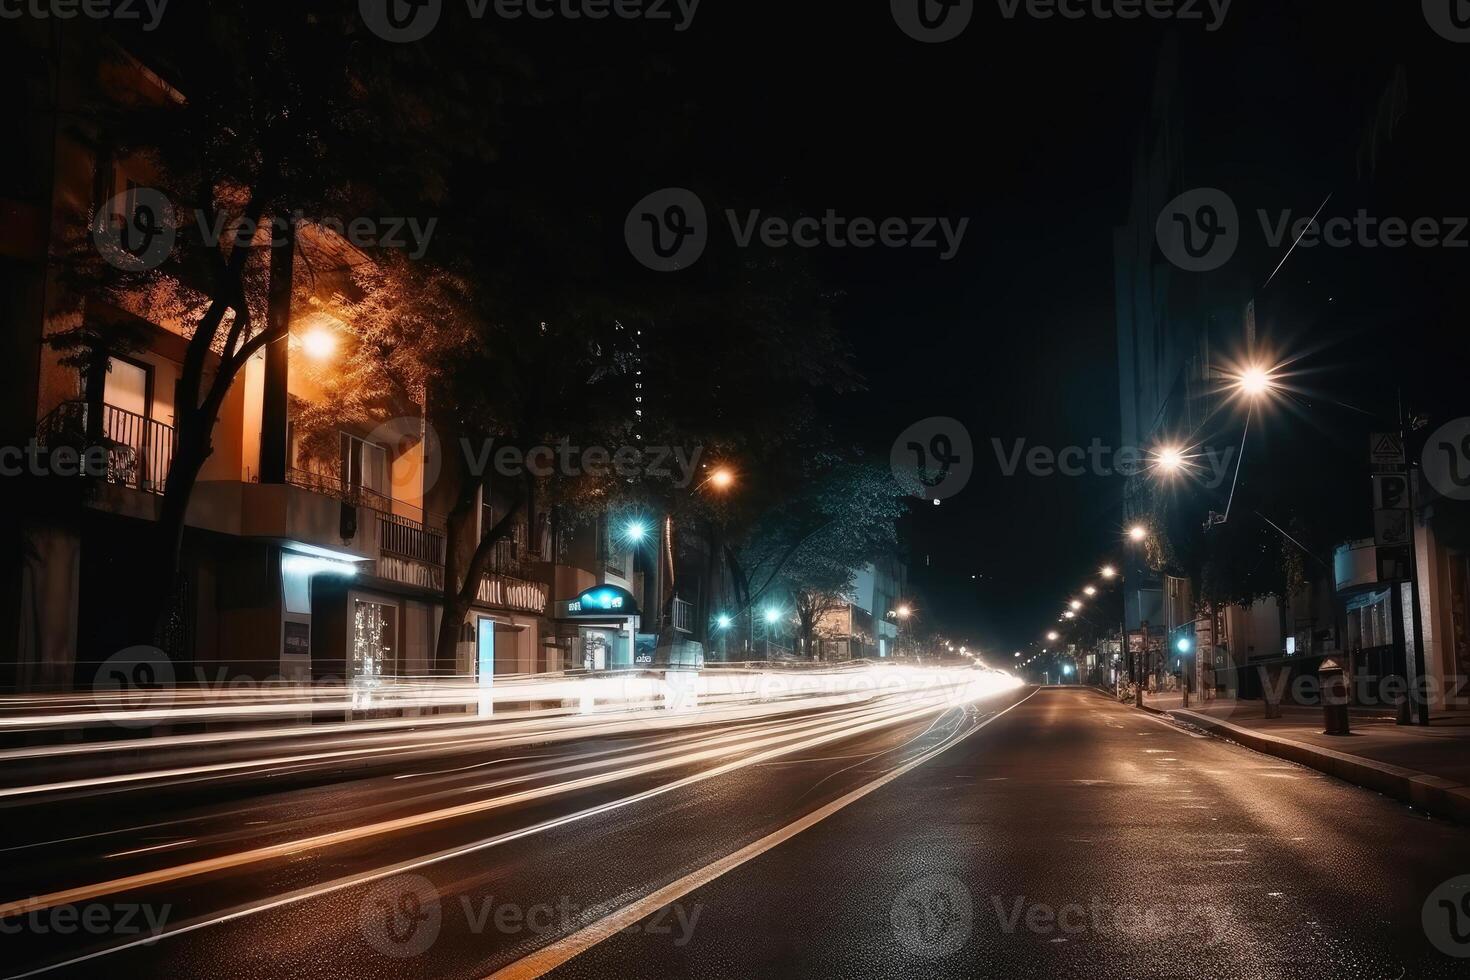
672,597,694,634
36,400,175,494
285,466,393,513
379,511,445,566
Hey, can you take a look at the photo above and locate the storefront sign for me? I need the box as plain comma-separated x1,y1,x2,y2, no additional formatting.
556,585,640,620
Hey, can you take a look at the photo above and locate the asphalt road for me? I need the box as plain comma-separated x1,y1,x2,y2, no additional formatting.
6,686,1470,978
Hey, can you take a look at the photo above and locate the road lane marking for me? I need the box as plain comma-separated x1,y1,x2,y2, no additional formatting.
3,690,1028,979
483,689,1039,980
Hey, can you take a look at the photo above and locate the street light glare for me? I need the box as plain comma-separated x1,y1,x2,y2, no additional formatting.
1047,631,1060,642
1101,565,1117,579
624,521,647,542
1237,365,1276,397
1128,525,1147,542
1152,445,1185,475
301,326,337,361
1069,600,1082,611
895,604,912,619
763,608,780,625
1083,585,1097,596
709,468,735,490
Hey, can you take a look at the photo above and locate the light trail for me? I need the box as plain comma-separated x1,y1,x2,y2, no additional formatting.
3,682,1026,979
0,668,1020,922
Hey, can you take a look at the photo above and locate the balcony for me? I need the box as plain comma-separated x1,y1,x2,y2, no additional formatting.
36,400,175,494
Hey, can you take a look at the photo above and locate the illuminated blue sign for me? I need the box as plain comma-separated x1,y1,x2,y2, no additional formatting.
556,585,640,620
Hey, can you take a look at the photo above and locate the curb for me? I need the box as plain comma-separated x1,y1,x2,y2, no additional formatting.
1163,707,1470,825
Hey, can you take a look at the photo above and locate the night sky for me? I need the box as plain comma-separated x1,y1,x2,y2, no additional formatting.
121,1,1454,655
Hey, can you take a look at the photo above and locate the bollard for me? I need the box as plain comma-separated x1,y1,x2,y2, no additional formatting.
1319,657,1350,736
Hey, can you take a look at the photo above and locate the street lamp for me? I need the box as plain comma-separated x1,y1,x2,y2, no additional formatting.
1151,445,1186,477
716,614,733,630
1083,585,1097,597
1128,525,1147,543
1100,565,1117,579
1047,631,1060,642
1069,600,1083,611
624,521,647,543
1063,611,1076,620
706,467,736,491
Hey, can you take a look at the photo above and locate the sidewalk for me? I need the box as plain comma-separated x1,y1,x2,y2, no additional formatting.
1136,693,1470,823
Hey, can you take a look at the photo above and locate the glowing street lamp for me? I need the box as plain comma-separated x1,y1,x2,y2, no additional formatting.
624,521,648,543
894,604,912,619
1151,445,1185,476
716,614,733,630
1100,565,1117,579
1069,600,1083,611
705,467,736,491
763,608,780,625
301,325,338,361
1128,525,1147,543
1083,585,1097,597
1047,631,1060,642
1063,611,1076,620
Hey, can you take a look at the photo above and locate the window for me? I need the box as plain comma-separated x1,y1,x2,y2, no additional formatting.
341,433,389,498
104,357,150,417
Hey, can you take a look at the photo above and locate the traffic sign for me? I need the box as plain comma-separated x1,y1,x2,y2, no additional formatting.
1370,432,1405,467
1373,473,1410,511
1374,509,1411,548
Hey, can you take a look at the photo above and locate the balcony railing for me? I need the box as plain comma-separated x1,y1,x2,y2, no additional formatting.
672,597,694,634
36,400,175,494
379,511,445,566
285,466,393,513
